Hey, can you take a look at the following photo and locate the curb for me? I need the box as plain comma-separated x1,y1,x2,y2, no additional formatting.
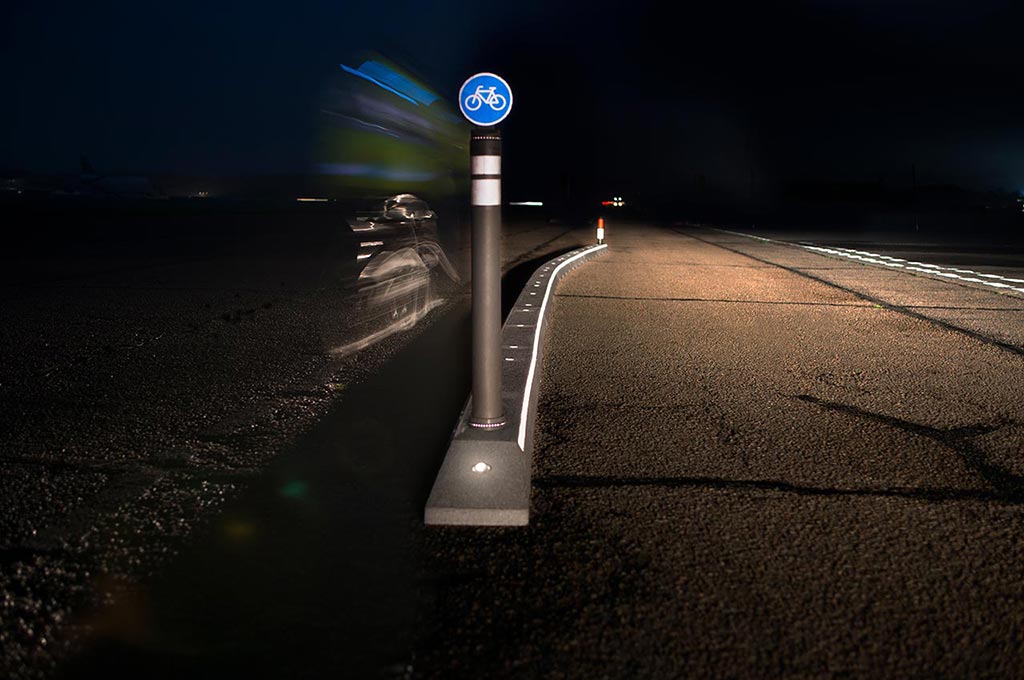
425,243,609,526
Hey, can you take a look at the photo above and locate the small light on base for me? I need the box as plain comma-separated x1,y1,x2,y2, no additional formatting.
471,462,491,474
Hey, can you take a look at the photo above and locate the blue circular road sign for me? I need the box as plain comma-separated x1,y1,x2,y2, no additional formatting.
458,73,513,126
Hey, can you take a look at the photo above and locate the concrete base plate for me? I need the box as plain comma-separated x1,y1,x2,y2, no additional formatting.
424,440,530,526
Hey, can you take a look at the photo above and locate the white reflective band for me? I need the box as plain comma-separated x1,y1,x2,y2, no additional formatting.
597,227,605,239
472,179,501,206
517,244,608,451
471,155,501,175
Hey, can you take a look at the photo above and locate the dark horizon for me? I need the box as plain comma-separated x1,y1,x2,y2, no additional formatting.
3,0,1023,199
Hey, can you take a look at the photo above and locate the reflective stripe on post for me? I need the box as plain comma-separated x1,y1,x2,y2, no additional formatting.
469,128,506,429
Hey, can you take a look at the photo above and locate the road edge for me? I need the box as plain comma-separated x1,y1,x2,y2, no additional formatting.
424,243,609,526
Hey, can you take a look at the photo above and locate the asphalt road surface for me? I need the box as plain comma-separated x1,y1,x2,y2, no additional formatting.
52,221,1024,678
0,203,582,679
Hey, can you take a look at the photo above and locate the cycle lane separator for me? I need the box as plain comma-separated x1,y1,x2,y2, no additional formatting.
424,243,609,526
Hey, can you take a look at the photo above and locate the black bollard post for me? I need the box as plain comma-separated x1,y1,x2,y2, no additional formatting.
469,126,506,429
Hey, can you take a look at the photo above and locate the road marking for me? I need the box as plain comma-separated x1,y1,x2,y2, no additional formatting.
698,228,1024,359
802,245,1024,294
518,244,608,450
715,228,1024,295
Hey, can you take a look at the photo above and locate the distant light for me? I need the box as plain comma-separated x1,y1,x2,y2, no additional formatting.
296,197,329,202
601,200,613,206
471,462,491,473
509,201,543,206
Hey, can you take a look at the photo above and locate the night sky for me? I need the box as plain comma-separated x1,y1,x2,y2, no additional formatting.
3,0,1022,198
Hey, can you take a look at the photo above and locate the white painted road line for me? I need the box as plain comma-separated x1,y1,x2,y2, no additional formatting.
802,245,1024,294
518,243,608,451
714,228,1024,296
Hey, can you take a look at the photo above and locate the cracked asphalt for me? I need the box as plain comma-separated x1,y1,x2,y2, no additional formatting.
414,224,1024,677
13,218,1024,678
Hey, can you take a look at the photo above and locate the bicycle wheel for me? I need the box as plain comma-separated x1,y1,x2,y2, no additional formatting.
489,94,507,111
464,94,482,111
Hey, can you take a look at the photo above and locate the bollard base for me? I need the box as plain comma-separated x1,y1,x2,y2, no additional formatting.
423,244,609,527
424,440,529,526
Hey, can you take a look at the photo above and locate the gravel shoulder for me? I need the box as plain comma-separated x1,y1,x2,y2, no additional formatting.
0,207,579,679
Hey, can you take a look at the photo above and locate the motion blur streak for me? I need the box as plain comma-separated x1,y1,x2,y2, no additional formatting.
340,63,420,106
317,55,466,195
340,61,439,106
329,194,459,358
331,298,446,358
318,163,438,182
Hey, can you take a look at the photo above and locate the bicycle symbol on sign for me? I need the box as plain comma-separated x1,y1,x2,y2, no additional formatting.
463,85,507,112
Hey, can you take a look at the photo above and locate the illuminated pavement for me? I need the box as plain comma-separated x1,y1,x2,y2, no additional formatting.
415,224,1024,677
43,222,1024,677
